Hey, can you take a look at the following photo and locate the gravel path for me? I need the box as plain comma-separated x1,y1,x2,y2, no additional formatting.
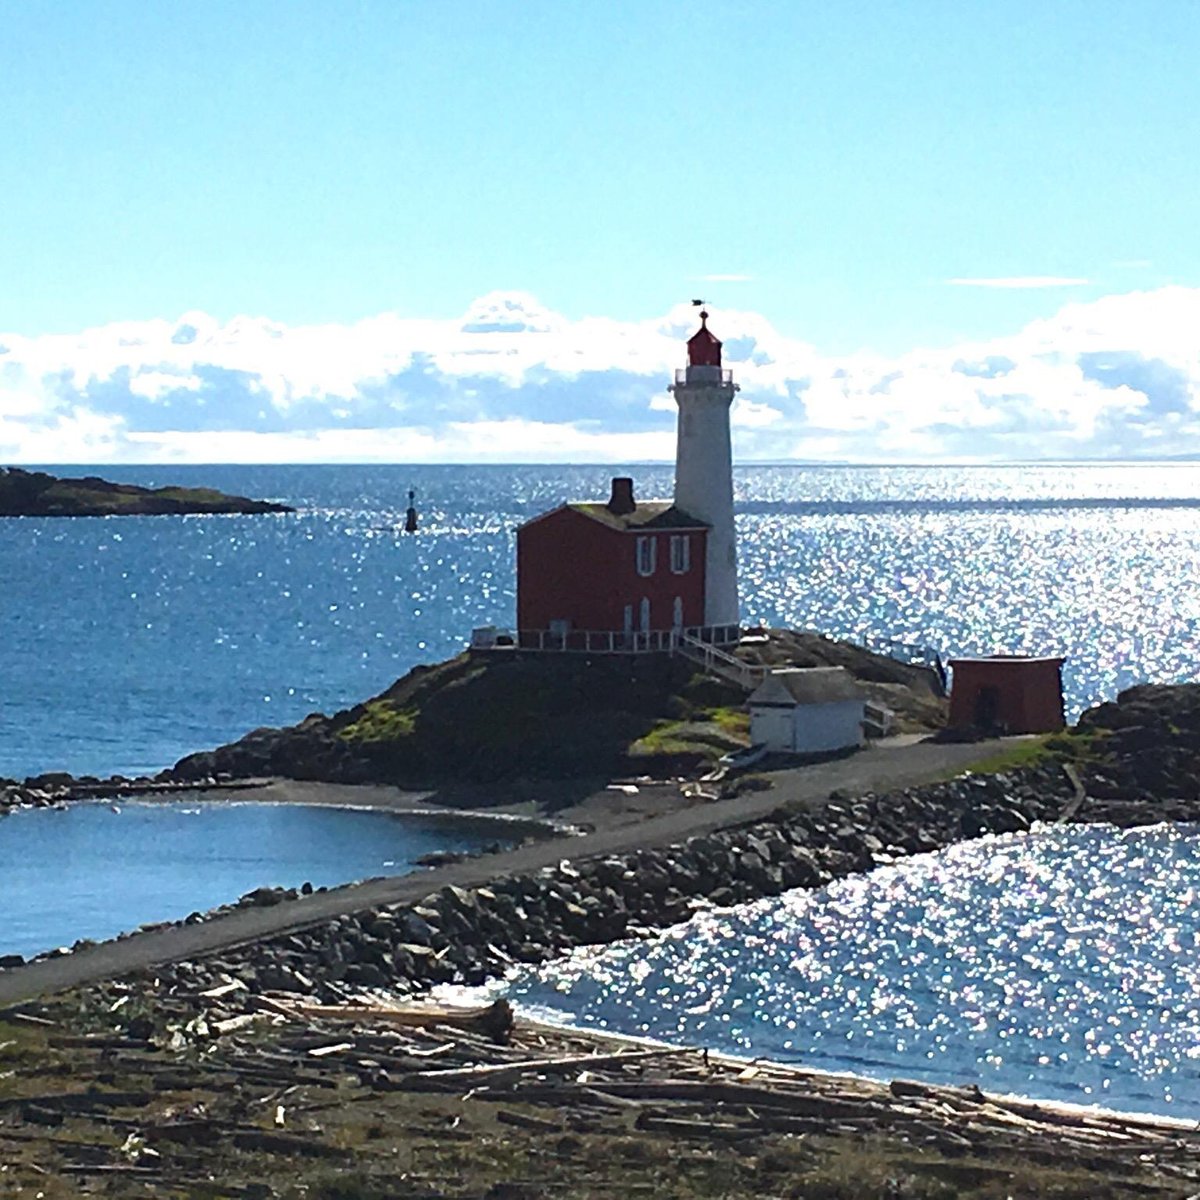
0,737,1010,1007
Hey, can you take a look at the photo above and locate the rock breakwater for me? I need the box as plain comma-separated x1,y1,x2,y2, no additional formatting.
6,682,1200,1015
77,763,1075,1024
0,772,255,816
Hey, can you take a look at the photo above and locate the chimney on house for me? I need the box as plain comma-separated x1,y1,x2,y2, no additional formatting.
608,476,636,515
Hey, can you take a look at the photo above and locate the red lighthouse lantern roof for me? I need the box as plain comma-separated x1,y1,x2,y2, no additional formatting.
687,310,722,368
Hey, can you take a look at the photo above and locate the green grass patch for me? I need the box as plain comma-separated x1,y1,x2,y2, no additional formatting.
338,700,418,744
628,719,706,758
954,728,1110,779
708,705,751,737
1041,727,1109,761
958,735,1056,777
627,715,747,761
155,486,230,503
0,1019,55,1099
0,1018,47,1061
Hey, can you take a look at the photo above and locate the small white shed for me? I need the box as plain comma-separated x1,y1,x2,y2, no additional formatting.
747,667,865,755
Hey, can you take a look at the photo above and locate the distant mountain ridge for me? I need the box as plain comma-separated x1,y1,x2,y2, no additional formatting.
0,467,294,517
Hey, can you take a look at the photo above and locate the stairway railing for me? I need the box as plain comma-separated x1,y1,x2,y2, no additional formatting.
671,631,765,692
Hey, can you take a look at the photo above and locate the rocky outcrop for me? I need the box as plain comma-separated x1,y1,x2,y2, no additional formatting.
167,632,950,793
0,467,293,517
1072,682,1200,823
171,653,753,789
76,764,1074,1006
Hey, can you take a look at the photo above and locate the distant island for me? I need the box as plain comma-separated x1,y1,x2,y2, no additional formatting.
0,468,294,517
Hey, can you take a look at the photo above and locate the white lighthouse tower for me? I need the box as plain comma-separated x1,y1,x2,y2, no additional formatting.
669,310,739,636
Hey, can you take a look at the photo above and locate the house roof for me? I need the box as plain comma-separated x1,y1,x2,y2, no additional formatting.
564,500,709,532
747,666,865,707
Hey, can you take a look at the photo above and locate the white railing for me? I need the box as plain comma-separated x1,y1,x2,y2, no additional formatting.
520,628,677,654
471,624,772,693
470,625,741,656
673,366,734,386
672,631,766,691
862,701,894,738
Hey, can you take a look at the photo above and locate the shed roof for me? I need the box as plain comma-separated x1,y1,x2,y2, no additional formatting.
949,656,1065,668
747,666,865,707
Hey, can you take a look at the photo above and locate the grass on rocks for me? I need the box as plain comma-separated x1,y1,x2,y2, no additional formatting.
181,629,949,791
627,708,751,761
332,653,750,784
337,698,418,743
953,729,1110,779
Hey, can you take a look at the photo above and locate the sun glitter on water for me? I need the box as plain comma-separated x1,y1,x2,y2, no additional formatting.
504,822,1200,1120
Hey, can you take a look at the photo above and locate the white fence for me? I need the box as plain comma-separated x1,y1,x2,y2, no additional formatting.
471,624,741,656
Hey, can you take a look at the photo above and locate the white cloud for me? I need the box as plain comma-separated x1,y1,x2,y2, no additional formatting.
121,421,677,465
945,276,1092,289
2,287,1200,463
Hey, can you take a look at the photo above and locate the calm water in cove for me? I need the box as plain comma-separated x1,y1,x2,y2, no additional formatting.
502,823,1200,1121
2,462,1198,778
0,801,506,959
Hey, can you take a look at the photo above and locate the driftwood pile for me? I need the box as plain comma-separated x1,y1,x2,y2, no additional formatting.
261,1000,1200,1178
4,978,1200,1195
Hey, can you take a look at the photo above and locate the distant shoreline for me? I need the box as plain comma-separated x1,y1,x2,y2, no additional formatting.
0,466,293,517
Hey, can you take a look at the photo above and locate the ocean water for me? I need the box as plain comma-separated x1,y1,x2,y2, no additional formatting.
503,823,1200,1120
4,467,1200,1114
0,800,507,959
1,462,1198,778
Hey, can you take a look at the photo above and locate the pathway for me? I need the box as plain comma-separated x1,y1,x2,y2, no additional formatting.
0,737,1013,1008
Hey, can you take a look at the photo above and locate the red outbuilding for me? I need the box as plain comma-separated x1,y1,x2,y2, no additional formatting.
516,476,708,648
948,655,1066,734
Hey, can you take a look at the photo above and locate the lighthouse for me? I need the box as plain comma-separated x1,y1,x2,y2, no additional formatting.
669,310,739,630
513,307,741,650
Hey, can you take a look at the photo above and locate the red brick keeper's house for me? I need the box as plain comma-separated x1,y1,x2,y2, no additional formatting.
516,476,709,649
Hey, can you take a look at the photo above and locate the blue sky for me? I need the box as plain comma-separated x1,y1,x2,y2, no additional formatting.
7,0,1197,348
3,1,1199,462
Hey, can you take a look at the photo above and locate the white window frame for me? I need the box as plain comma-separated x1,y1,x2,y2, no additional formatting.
669,534,690,574
635,535,656,577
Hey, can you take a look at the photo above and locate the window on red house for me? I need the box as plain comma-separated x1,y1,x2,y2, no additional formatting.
636,535,656,576
670,534,690,574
